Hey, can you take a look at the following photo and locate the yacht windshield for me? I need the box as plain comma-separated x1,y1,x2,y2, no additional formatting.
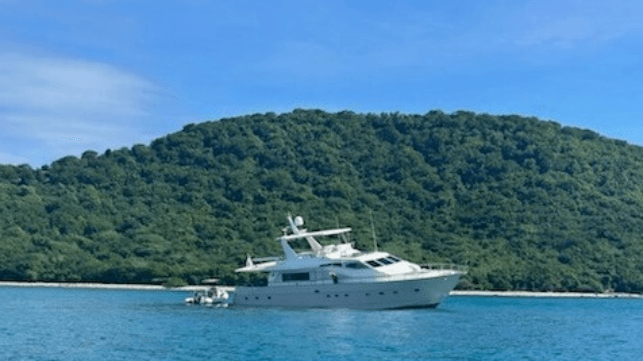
344,261,369,269
366,260,383,267
366,257,402,268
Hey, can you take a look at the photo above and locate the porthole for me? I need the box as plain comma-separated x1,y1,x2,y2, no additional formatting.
365,293,370,296
267,296,271,300
255,297,259,300
245,297,248,300
415,289,420,292
327,294,331,298
314,290,320,293
344,294,349,297
335,294,339,298
393,291,398,294
379,292,384,295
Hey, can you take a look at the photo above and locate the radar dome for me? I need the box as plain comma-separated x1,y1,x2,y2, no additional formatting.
294,216,304,227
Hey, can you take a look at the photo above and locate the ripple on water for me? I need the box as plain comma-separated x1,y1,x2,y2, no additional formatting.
1,289,642,360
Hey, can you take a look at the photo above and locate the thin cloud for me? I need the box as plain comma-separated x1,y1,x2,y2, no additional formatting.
0,53,158,167
515,16,641,49
508,1,643,49
257,1,643,78
0,53,155,115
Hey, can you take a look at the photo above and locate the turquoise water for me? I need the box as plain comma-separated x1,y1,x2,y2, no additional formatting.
0,288,641,360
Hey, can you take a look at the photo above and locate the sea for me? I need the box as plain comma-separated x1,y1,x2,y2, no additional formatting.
0,287,641,361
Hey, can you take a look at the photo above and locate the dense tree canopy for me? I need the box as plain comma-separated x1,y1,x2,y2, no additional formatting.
1,109,643,292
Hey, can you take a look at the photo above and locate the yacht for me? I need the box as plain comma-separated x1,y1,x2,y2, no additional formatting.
228,215,466,309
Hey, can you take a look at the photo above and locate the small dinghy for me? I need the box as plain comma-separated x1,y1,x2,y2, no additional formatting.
185,287,230,306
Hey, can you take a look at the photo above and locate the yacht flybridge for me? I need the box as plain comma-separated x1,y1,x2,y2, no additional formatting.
225,215,467,309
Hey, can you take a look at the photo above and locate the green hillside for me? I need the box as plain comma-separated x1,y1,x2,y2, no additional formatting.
2,109,643,292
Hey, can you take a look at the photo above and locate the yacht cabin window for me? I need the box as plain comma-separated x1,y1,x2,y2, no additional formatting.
282,272,310,282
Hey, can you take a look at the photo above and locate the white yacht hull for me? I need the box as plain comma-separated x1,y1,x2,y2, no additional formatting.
232,272,462,310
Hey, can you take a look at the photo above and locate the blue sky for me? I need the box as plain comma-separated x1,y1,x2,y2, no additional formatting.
1,0,642,167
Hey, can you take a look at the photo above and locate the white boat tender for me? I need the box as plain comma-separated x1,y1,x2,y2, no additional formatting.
185,287,229,306
228,215,466,309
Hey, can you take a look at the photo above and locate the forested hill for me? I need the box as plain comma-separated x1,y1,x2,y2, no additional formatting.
2,109,643,292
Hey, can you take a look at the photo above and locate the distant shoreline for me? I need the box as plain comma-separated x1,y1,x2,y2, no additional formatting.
1,282,641,298
450,290,643,299
0,281,207,292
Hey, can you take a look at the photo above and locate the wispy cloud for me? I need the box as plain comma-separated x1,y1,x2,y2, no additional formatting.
0,53,158,166
515,16,642,49
0,53,155,115
257,1,643,79
503,1,643,49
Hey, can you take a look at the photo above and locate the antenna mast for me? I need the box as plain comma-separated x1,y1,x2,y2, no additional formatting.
370,210,378,252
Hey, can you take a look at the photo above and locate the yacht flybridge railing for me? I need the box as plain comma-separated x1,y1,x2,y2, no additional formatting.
278,228,352,241
420,263,469,273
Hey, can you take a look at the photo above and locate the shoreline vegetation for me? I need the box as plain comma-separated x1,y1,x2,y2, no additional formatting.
3,110,643,292
1,281,641,299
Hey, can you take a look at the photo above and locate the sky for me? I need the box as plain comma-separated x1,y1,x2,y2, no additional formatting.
1,0,642,167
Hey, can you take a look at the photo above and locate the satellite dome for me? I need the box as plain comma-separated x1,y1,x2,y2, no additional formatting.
294,216,304,227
